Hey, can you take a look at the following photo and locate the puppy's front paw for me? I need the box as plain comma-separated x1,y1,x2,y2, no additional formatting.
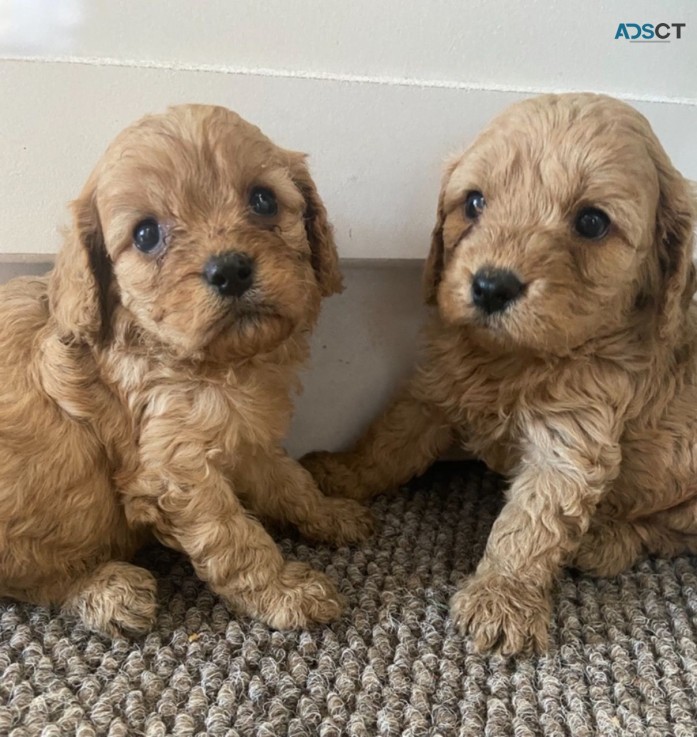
300,497,375,546
450,571,551,656
301,450,368,501
240,562,344,629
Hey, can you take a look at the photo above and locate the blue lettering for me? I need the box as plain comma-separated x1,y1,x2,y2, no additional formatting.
641,23,655,39
615,23,630,39
626,23,642,39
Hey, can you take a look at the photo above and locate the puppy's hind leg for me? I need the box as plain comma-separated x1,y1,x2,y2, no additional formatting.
62,561,158,637
574,498,697,577
302,379,453,501
235,447,374,546
573,516,645,577
640,497,697,557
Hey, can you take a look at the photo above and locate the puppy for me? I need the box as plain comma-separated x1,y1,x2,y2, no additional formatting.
304,93,697,655
0,104,373,636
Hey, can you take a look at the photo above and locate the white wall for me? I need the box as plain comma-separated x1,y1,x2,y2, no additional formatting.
2,1,695,100
1,1,695,260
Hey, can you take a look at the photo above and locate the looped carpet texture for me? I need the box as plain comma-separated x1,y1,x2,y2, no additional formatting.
1,462,697,737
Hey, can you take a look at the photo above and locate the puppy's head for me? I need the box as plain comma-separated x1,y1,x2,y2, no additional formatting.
49,104,342,357
425,93,696,355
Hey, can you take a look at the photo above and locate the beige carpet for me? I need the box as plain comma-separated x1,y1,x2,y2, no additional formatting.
2,462,697,737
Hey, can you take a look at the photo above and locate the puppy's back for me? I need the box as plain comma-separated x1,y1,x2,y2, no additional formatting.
0,275,140,599
0,275,49,342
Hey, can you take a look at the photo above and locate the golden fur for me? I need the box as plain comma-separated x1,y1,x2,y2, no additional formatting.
0,104,373,636
304,93,697,655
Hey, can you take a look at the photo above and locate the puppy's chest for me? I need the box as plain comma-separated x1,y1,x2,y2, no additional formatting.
457,386,526,473
432,356,548,473
218,372,296,449
136,365,297,454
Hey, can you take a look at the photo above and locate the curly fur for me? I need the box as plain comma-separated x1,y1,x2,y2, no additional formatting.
0,104,373,636
304,93,697,655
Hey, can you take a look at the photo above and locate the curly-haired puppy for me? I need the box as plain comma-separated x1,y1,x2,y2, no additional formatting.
0,104,373,636
304,93,697,654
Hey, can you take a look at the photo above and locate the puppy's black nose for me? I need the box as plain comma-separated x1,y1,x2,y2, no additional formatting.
204,252,255,297
471,268,524,314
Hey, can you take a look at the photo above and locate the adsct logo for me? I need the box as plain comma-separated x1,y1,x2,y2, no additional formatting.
615,22,686,42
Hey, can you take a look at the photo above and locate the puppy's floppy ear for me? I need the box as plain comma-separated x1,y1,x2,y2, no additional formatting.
289,153,343,297
423,156,459,305
49,173,114,344
653,154,697,341
423,189,447,306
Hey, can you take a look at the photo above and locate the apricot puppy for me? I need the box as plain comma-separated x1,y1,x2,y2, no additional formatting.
305,93,697,654
0,104,372,636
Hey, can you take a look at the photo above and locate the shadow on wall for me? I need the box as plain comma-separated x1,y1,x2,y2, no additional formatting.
288,261,427,457
0,261,52,281
0,260,428,456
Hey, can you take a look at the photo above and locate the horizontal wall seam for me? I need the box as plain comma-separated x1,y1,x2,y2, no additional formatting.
1,55,695,108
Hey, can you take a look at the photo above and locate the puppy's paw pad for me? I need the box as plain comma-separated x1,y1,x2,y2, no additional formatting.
450,572,550,656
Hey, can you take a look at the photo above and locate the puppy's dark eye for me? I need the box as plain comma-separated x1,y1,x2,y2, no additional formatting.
464,191,486,220
249,186,278,216
133,218,163,253
575,207,611,240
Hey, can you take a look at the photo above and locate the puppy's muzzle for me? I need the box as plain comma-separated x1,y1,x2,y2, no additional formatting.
471,267,525,315
204,252,255,298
